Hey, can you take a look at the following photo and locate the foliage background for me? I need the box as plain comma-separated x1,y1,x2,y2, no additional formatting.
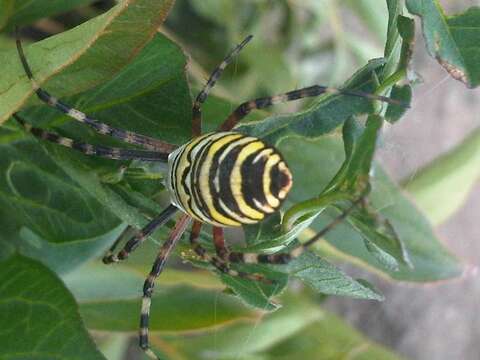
0,0,478,359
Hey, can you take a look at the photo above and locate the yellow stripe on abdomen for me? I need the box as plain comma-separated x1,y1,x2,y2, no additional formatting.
230,141,266,221
198,133,245,226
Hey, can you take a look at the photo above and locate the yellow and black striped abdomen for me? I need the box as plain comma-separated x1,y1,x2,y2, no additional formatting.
166,132,293,227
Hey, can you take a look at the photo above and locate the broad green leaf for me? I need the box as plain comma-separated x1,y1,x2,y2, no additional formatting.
0,134,120,243
160,294,401,359
0,0,97,31
406,1,480,88
161,294,323,358
0,0,176,123
0,254,105,360
284,251,384,300
403,128,480,225
16,225,125,274
282,135,462,281
0,32,189,258
265,308,402,360
63,263,258,333
0,0,14,30
0,34,14,51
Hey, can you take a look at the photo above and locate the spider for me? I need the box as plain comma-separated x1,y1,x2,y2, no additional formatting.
13,33,404,359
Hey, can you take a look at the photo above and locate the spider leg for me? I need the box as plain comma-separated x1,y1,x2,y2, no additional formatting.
228,195,365,265
213,226,229,260
103,204,178,264
15,32,176,153
102,226,133,261
189,221,268,283
14,114,169,162
219,84,408,131
192,35,253,136
139,214,191,360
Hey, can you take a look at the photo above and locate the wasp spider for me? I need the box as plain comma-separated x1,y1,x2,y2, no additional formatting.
13,33,404,359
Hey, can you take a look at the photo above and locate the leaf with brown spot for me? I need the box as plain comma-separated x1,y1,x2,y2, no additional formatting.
406,1,480,88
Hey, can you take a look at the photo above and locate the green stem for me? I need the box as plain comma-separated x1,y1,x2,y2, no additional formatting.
283,191,352,231
375,68,406,96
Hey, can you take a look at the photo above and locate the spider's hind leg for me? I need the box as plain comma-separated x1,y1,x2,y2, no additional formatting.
139,214,191,360
228,194,366,266
189,221,269,283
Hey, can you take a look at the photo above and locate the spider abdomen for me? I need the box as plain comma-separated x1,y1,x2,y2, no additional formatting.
167,132,292,226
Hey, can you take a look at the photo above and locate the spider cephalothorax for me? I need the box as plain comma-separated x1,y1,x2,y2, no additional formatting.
13,32,404,359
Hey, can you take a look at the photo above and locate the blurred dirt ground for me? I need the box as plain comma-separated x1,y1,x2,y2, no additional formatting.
325,13,480,360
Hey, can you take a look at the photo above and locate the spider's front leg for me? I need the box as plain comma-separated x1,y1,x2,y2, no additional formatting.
191,35,253,136
219,85,407,131
13,114,170,162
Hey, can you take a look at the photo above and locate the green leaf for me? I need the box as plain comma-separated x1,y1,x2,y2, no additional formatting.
243,211,318,252
0,31,190,267
281,135,462,281
0,254,105,360
384,14,415,122
0,135,120,243
265,306,402,360
397,15,416,72
385,84,412,123
0,0,96,31
406,1,480,88
161,294,402,359
0,0,14,30
0,0,176,124
161,293,323,358
403,128,480,225
344,115,382,184
384,0,402,68
346,208,411,271
219,266,288,312
284,115,411,272
63,263,258,333
284,251,384,300
16,225,125,274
